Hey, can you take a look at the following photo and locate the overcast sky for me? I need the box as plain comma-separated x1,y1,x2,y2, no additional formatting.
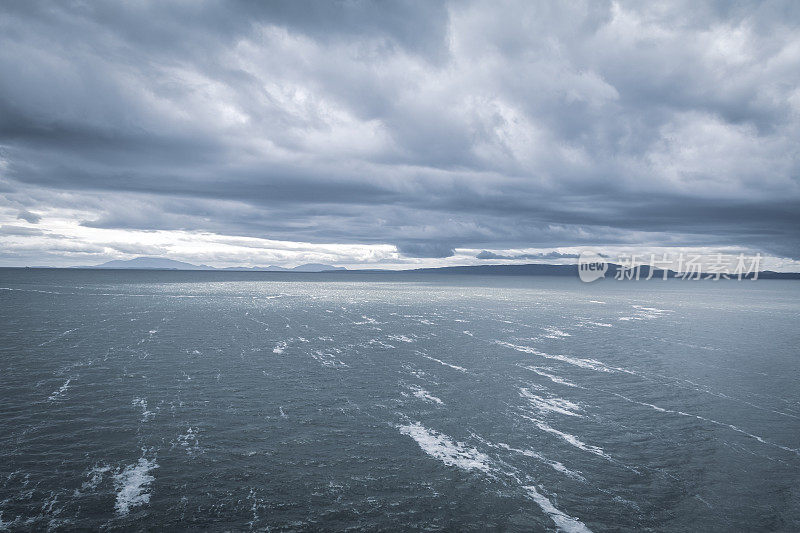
1,0,799,269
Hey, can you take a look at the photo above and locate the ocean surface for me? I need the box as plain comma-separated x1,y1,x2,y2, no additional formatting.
1,269,798,532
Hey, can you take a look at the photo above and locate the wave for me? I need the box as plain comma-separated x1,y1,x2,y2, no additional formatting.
48,378,71,401
496,342,616,373
368,338,396,349
176,427,202,457
421,354,468,373
520,388,584,417
408,385,443,405
80,464,112,493
519,414,614,462
492,442,585,481
38,327,80,347
311,350,348,368
399,423,593,532
398,422,493,474
523,485,593,533
114,454,158,516
543,327,571,339
607,391,800,456
521,365,579,387
578,321,613,328
132,397,155,422
272,341,287,354
619,305,673,321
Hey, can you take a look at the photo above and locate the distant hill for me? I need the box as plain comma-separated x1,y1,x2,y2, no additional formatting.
339,263,798,279
400,263,674,278
391,263,799,279
291,263,347,272
77,257,346,272
51,257,800,278
85,257,212,270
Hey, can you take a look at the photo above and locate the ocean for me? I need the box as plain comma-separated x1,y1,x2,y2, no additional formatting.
0,269,798,531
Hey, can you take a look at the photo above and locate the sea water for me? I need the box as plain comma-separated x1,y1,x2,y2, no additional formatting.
0,269,798,531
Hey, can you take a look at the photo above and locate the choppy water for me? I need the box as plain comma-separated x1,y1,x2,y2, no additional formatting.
1,269,799,531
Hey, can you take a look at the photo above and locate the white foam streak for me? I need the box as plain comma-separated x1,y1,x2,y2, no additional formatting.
421,355,468,373
132,398,154,422
399,423,493,473
48,379,71,401
523,485,594,533
114,456,158,515
543,327,571,338
521,365,579,387
400,424,593,532
609,391,800,456
311,350,348,368
408,385,444,405
497,342,615,373
520,414,613,461
495,443,585,481
520,388,583,417
272,341,287,354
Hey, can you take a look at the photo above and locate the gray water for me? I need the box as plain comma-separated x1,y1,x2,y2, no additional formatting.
1,269,798,531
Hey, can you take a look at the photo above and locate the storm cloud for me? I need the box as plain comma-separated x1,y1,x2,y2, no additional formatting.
1,1,799,267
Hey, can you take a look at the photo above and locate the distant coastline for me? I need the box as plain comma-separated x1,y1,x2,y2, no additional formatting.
7,256,800,279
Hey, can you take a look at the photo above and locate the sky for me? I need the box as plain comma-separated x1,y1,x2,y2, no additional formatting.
1,0,799,270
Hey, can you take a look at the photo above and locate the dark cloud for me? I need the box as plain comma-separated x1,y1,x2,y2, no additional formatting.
0,225,43,236
16,210,41,224
1,0,799,263
476,251,579,260
396,242,455,258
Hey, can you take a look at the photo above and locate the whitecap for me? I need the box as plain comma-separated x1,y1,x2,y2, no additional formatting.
520,388,583,417
272,341,287,354
48,378,71,401
80,465,112,492
132,398,155,422
421,354,468,373
521,365,579,387
398,423,493,473
543,327,571,339
497,342,615,373
523,485,593,533
176,427,202,457
521,415,613,461
311,350,348,368
408,385,444,405
493,442,584,481
114,455,158,515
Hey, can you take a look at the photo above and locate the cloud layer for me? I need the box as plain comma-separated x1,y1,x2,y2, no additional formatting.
1,1,798,267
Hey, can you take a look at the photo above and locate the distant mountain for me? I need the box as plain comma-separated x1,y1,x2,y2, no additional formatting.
401,263,675,278
219,264,346,272
404,263,580,276
384,263,799,279
218,265,289,271
77,257,346,272
85,257,212,270
56,257,800,278
291,263,347,272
